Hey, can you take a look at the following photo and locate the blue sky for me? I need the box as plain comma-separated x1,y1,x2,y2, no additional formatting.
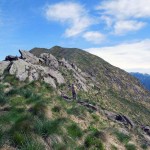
0,0,150,73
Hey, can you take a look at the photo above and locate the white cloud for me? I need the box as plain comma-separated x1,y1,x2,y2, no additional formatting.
86,39,150,74
45,2,94,37
97,0,150,35
97,0,150,20
83,31,105,44
114,20,146,35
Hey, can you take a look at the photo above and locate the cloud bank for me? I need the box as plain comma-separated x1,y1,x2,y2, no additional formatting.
86,39,150,73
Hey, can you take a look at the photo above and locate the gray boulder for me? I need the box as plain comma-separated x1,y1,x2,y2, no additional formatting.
0,61,10,76
9,59,30,81
19,50,40,64
43,76,56,88
40,53,59,69
48,69,65,85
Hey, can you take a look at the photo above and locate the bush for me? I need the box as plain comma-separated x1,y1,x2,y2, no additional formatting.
141,144,148,150
67,106,86,117
21,140,45,150
0,93,8,105
67,123,83,139
52,106,61,113
4,75,18,86
11,114,34,133
111,144,118,150
31,102,47,118
12,131,27,146
84,134,104,149
114,131,131,144
12,132,45,150
34,118,66,137
125,144,136,150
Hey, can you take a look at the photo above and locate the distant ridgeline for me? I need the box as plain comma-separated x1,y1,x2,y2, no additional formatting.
130,72,150,91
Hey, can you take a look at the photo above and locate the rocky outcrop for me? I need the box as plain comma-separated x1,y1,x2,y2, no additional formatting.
0,61,10,76
0,50,92,91
19,50,40,64
40,53,59,69
104,110,135,128
59,58,72,70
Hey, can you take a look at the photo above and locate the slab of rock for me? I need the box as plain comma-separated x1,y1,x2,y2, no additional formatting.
104,110,135,128
48,69,65,85
19,50,40,64
9,59,29,81
43,76,56,88
0,61,10,76
40,53,59,69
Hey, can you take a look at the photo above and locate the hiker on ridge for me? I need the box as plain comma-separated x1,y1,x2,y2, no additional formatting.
72,84,77,100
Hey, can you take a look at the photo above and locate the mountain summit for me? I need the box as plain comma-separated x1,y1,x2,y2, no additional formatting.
0,46,150,149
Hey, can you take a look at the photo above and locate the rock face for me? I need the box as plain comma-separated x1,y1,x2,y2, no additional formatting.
40,53,59,69
0,61,10,75
19,50,40,64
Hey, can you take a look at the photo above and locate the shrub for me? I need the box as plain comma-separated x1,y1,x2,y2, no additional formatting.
84,135,104,150
12,132,45,150
31,102,47,118
94,131,108,142
4,75,18,86
34,118,66,137
114,131,131,144
111,144,118,150
12,131,27,146
92,113,99,122
125,144,136,150
0,93,8,105
67,106,86,117
11,114,34,133
141,144,148,150
67,123,83,139
52,106,61,113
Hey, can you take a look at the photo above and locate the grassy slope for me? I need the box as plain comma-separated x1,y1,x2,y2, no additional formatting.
30,46,150,125
0,74,148,150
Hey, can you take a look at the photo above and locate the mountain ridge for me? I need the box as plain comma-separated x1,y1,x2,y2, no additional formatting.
131,72,150,91
0,47,149,149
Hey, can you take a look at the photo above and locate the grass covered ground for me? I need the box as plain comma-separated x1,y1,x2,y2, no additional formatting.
0,75,149,150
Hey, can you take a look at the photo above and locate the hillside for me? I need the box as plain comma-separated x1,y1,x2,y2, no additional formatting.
131,73,150,91
0,47,149,149
31,46,150,124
